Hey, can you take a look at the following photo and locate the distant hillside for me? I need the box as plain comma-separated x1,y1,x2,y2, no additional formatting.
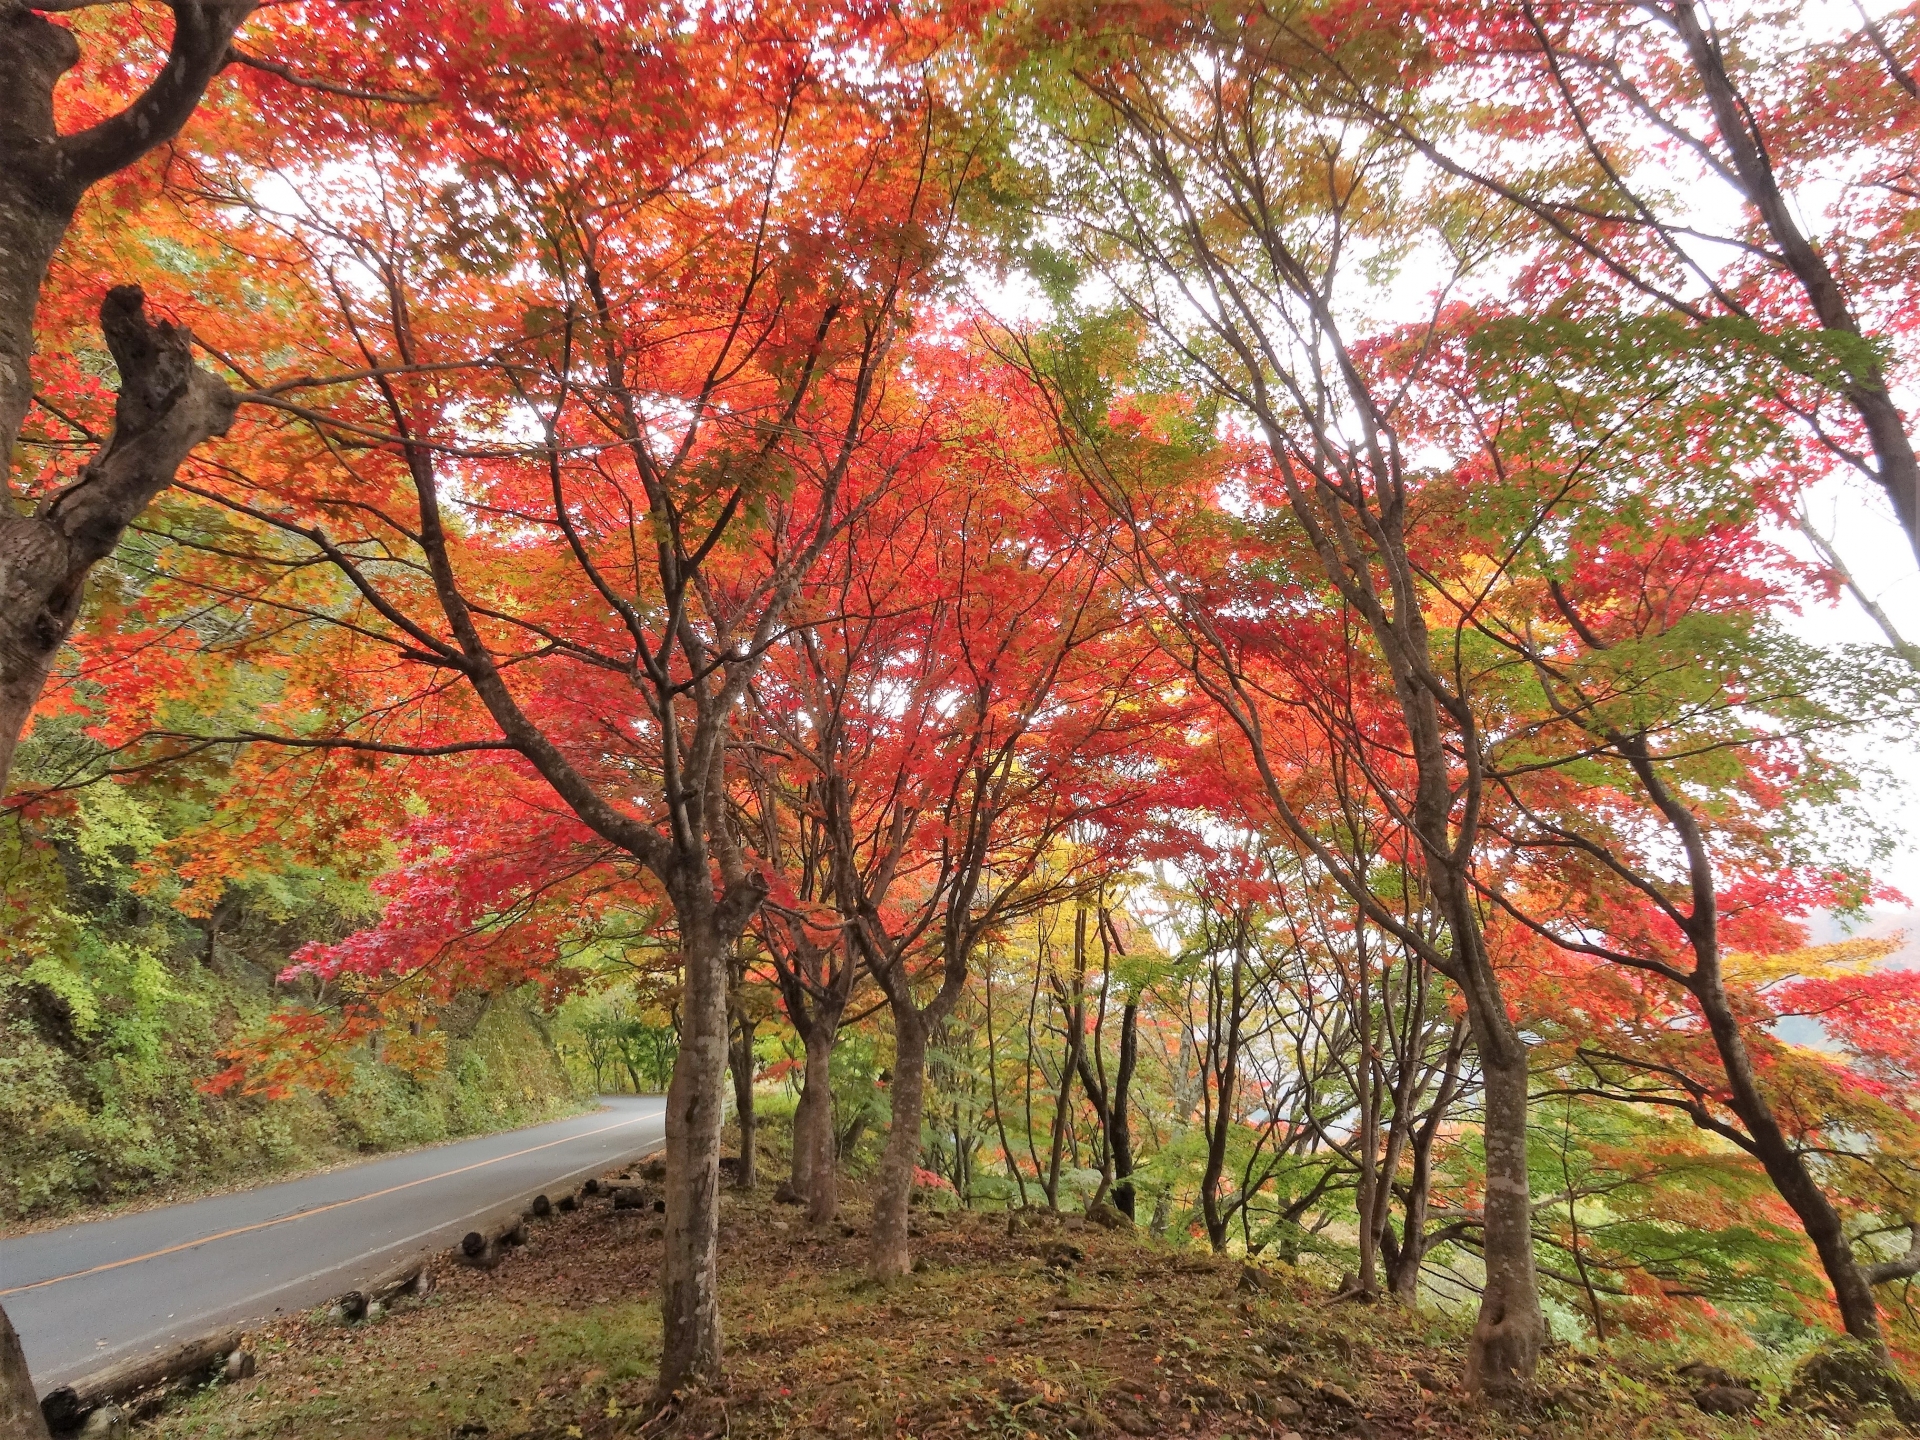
1804,908,1920,968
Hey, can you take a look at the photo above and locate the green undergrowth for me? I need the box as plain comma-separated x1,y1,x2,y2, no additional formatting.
0,978,585,1225
0,765,590,1225
149,1139,1873,1440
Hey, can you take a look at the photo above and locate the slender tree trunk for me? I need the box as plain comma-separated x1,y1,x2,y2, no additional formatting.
984,959,1031,1208
871,1008,928,1279
1694,979,1885,1344
657,913,731,1394
1199,949,1243,1255
729,1015,757,1190
1097,998,1138,1219
1388,1023,1465,1300
1353,936,1379,1295
1044,998,1082,1210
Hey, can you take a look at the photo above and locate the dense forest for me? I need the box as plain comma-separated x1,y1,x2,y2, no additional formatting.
3,0,1920,1432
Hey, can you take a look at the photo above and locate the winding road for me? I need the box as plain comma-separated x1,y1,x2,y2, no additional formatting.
0,1095,665,1394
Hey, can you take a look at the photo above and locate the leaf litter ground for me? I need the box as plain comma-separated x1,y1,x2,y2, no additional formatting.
148,1177,1852,1440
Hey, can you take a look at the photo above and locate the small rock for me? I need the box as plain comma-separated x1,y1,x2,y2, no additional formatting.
78,1404,129,1439
1237,1263,1283,1294
1087,1199,1131,1230
1038,1240,1084,1271
223,1348,256,1383
366,1301,385,1322
1542,1383,1590,1413
1694,1384,1761,1417
1788,1340,1920,1422
1675,1360,1737,1389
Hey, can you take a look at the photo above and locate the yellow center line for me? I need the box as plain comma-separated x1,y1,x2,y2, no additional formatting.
1,1112,656,1298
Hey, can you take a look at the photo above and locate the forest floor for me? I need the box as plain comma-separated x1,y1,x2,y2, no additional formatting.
142,1159,1877,1440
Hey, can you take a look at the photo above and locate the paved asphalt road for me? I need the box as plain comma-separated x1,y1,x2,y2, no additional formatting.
0,1095,665,1394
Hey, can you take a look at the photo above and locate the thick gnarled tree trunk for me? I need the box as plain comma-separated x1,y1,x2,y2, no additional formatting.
0,9,252,1433
1,0,252,790
0,1305,43,1440
0,287,238,782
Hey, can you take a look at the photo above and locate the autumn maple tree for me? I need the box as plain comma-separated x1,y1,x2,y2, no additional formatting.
7,0,1920,1424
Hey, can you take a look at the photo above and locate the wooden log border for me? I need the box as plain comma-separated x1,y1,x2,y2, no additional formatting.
37,1143,661,1434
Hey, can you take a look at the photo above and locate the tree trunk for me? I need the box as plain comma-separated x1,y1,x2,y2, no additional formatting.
870,1008,928,1279
0,11,84,474
1693,978,1886,1344
729,1015,757,1191
0,16,250,1429
1387,1024,1464,1301
1044,1002,1081,1210
1109,999,1138,1218
1463,1024,1544,1396
656,915,731,1395
1198,944,1244,1255
0,1301,47,1440
2,2,253,798
1352,941,1380,1296
791,1022,840,1222
1,288,238,789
